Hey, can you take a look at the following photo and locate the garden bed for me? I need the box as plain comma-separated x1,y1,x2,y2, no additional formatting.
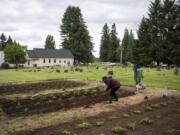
0,80,135,116
0,79,86,94
16,97,180,135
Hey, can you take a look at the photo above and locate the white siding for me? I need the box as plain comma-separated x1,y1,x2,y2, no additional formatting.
0,51,4,66
24,58,74,67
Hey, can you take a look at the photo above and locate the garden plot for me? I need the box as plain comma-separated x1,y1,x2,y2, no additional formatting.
16,97,180,135
0,80,135,116
1,80,179,135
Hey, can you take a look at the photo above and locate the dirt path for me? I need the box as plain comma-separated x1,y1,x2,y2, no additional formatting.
0,87,179,135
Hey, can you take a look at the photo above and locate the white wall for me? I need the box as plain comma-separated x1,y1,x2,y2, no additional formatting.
0,51,4,66
24,58,74,67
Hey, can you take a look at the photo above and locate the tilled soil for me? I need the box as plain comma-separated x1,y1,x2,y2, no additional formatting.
17,97,180,135
0,87,135,116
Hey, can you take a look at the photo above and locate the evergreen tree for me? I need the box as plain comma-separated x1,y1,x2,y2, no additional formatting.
60,6,93,63
6,36,13,45
0,33,7,50
134,17,153,66
148,0,163,66
172,0,180,65
100,24,110,62
127,30,135,63
161,0,177,65
121,28,129,64
45,35,55,49
108,23,120,62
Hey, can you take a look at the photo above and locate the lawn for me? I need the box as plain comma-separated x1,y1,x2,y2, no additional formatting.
0,66,179,90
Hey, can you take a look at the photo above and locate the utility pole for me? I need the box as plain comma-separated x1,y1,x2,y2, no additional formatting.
120,43,123,65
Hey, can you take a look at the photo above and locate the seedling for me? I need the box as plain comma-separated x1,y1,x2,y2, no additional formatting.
62,130,71,135
166,128,179,135
122,113,130,118
107,115,118,120
140,117,153,125
167,101,175,104
95,121,104,127
78,122,91,129
133,110,142,114
111,126,127,134
177,109,180,113
127,122,136,131
151,104,161,109
62,91,72,98
160,102,167,107
144,106,153,111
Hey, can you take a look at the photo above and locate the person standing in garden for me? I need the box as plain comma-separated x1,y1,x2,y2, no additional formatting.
133,64,144,91
102,71,121,103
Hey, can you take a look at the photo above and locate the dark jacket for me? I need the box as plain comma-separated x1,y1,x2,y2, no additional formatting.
104,76,120,90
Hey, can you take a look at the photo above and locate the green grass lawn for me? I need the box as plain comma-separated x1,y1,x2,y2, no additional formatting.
0,66,179,91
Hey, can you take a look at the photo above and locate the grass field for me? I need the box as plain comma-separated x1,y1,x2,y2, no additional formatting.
0,66,180,90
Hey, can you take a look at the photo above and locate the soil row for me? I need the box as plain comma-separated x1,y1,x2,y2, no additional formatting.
0,79,86,94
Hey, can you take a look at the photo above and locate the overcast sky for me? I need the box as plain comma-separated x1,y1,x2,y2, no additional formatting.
0,0,151,57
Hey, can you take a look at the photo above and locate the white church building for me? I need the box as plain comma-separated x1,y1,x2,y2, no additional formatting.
25,48,74,67
0,48,74,68
0,51,4,66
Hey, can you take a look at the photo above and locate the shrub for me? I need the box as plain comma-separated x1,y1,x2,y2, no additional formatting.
64,69,68,73
127,122,136,131
140,117,153,125
1,62,10,69
95,121,104,127
111,126,127,134
56,69,60,72
77,122,91,129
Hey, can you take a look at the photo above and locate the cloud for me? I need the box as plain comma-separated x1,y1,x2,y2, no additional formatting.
0,0,151,57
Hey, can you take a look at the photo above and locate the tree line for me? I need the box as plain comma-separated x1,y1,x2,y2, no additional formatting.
100,0,180,66
134,0,180,66
1,0,179,66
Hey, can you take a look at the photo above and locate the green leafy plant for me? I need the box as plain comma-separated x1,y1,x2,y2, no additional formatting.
107,115,118,120
176,109,180,113
78,122,91,129
122,113,130,118
166,128,179,135
160,102,167,107
95,121,104,127
111,126,127,134
127,122,136,131
151,104,161,109
62,130,71,135
133,110,142,114
144,106,153,111
62,91,72,98
140,117,153,125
